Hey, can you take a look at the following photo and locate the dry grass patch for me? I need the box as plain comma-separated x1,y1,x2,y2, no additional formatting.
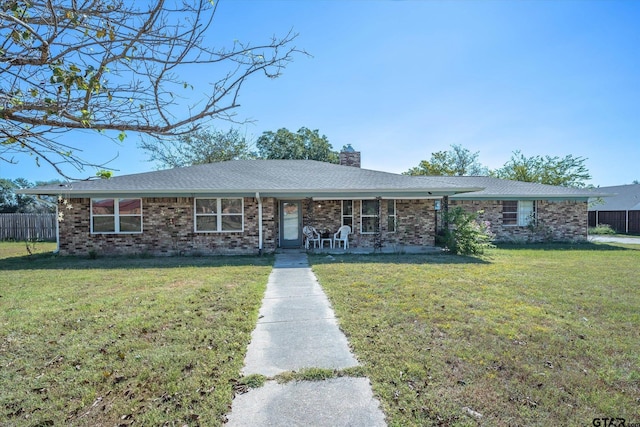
0,242,271,426
311,243,640,426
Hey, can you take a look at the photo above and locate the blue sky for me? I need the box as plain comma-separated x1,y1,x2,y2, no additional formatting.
2,0,639,186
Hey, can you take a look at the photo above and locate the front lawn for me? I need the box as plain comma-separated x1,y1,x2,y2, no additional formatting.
311,244,640,426
0,242,272,426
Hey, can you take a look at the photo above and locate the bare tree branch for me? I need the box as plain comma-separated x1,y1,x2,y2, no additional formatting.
0,0,306,178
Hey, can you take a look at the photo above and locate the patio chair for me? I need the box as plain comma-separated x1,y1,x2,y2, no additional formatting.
303,225,321,249
333,225,351,249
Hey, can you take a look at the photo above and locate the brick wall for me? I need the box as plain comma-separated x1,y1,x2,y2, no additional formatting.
338,151,361,167
302,199,342,237
449,199,588,242
301,199,436,249
58,196,442,255
58,197,277,256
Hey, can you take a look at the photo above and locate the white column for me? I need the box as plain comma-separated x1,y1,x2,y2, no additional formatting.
256,192,263,252
55,203,60,253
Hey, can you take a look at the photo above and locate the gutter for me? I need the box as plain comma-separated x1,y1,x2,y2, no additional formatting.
451,193,611,200
17,185,485,196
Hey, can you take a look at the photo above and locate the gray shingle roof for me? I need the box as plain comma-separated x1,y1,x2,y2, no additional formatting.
20,160,482,198
431,176,604,199
588,184,640,211
20,160,607,200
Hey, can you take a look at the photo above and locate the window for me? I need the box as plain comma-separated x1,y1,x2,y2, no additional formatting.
361,199,378,234
342,200,353,229
502,200,535,226
91,198,142,233
195,198,243,232
387,200,396,232
359,199,395,233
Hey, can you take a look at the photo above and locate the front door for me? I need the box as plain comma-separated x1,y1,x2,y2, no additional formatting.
280,200,302,248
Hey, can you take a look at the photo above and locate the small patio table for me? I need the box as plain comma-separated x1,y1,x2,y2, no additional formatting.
320,238,333,249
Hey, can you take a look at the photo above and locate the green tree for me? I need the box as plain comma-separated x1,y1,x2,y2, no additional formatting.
141,128,255,168
404,145,488,176
256,127,339,163
0,1,302,177
493,151,591,188
0,178,56,213
0,179,17,212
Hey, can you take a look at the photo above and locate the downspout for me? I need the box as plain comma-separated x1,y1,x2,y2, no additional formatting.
256,192,263,255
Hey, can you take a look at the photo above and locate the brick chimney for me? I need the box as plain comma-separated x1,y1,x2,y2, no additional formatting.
339,144,361,168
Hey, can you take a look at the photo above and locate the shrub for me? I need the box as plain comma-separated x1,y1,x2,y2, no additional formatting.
526,215,553,242
589,224,616,235
438,207,495,255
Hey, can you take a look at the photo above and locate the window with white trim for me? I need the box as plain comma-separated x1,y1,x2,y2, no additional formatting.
502,200,535,226
91,198,142,233
361,199,378,234
387,200,396,232
195,198,244,232
342,200,353,229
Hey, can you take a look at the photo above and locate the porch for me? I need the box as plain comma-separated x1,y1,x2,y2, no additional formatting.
276,245,443,255
275,198,440,251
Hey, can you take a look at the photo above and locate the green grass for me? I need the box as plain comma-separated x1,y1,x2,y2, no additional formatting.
4,241,639,425
0,242,272,426
310,243,640,426
273,366,367,384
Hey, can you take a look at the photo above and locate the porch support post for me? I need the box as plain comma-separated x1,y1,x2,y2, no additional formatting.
55,203,60,253
256,192,263,253
374,196,382,251
306,197,313,226
442,195,449,230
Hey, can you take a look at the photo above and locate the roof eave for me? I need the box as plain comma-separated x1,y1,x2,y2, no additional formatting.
452,193,598,200
18,186,485,198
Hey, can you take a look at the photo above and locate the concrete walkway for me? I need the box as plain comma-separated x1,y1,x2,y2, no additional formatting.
226,252,386,426
589,235,640,244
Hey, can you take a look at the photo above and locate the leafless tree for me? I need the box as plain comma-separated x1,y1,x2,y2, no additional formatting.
0,0,303,177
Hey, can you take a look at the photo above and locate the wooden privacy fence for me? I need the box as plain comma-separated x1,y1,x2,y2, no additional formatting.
0,213,57,241
589,210,640,234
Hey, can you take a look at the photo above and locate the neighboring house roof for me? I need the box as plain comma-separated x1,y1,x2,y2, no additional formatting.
19,160,482,198
588,184,640,211
428,176,604,200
